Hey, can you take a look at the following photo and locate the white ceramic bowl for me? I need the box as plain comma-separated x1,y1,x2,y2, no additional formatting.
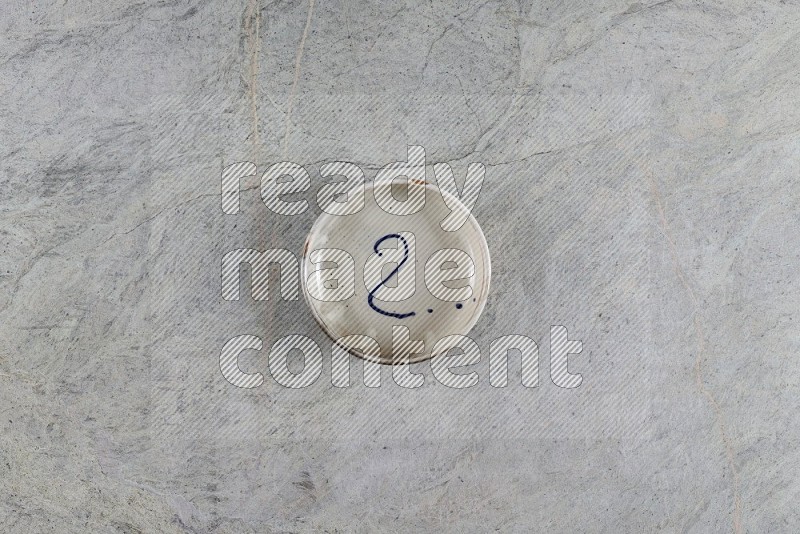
302,181,490,364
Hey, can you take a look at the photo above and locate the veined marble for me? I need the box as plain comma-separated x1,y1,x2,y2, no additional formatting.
1,0,798,531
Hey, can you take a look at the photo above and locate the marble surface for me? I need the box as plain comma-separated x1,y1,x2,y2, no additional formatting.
1,0,799,531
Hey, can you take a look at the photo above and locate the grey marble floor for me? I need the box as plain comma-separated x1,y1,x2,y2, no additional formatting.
1,0,799,532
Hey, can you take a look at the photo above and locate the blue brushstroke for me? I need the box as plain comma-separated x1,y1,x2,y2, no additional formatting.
367,233,416,319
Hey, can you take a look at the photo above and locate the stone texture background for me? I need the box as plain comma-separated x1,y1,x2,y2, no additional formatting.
1,0,798,532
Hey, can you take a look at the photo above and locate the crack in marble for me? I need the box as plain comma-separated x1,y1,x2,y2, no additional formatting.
281,0,316,158
244,0,261,161
649,173,743,534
